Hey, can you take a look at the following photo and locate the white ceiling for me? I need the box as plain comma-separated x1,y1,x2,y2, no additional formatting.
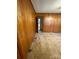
31,0,61,13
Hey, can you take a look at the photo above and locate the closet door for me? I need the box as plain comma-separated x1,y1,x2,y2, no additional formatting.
53,14,61,32
42,16,54,32
42,14,61,32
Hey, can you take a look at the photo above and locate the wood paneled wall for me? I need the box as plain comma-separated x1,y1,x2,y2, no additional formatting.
17,0,36,59
36,13,61,32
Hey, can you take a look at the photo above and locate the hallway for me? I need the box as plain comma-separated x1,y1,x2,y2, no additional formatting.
27,33,61,59
17,0,61,59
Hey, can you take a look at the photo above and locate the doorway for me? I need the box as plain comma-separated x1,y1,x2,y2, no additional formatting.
36,16,43,33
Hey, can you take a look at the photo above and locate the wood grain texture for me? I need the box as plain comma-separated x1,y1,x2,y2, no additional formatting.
36,13,61,32
17,0,36,59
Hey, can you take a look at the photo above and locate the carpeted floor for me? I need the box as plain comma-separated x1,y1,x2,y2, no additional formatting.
27,33,61,59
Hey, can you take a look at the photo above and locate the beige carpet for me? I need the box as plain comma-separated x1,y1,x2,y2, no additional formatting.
27,33,61,59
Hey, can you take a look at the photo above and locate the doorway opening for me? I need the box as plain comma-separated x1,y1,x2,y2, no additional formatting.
36,16,43,33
